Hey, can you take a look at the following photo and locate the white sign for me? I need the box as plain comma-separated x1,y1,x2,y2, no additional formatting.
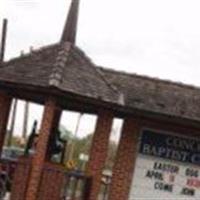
129,129,200,200
79,153,89,161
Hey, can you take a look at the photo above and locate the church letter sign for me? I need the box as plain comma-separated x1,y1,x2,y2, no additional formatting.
129,129,200,200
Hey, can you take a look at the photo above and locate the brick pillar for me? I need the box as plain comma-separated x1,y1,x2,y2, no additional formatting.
109,118,140,200
86,110,114,200
46,107,62,160
25,98,60,200
0,91,11,155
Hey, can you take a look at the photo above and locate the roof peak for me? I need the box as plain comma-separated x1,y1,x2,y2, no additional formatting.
61,0,80,44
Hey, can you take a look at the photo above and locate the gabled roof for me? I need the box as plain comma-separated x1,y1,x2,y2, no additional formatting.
0,0,122,105
0,42,120,104
100,67,200,122
1,0,200,124
1,42,200,123
0,43,60,87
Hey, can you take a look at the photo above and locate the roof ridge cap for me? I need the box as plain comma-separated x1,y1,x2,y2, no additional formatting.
94,66,125,105
95,67,119,92
49,42,72,87
71,46,120,93
66,46,123,104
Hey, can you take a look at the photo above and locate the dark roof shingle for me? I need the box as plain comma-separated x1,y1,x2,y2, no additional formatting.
100,67,200,121
0,42,120,104
1,42,200,122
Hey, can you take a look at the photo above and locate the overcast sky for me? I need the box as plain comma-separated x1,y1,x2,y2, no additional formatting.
1,0,200,139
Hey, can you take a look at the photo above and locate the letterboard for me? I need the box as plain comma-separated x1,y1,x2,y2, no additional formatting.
128,129,200,200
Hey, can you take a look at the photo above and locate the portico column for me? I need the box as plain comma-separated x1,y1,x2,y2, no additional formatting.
109,118,140,200
86,110,114,200
25,98,61,200
46,107,62,160
0,91,12,155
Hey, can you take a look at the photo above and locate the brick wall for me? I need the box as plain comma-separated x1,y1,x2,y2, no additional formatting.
86,110,114,200
37,162,65,200
10,157,32,200
11,158,65,200
46,107,62,160
109,118,140,200
108,116,200,200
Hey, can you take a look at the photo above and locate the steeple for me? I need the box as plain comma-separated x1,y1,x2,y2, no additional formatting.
61,0,80,44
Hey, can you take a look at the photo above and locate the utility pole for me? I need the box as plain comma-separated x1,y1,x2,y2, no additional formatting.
0,19,8,63
0,18,12,146
22,101,29,139
7,99,18,146
68,113,83,161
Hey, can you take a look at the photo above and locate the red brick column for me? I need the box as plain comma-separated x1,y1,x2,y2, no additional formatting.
46,107,62,160
86,110,114,200
0,91,11,155
25,98,60,200
109,118,140,200
10,157,32,200
37,162,65,200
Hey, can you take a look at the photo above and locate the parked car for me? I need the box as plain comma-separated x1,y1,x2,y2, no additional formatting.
0,147,25,191
1,146,25,160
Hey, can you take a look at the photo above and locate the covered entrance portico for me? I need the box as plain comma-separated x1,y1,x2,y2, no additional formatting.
1,0,200,200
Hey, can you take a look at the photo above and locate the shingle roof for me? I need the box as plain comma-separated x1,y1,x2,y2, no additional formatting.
0,43,60,87
1,0,200,125
100,67,200,122
0,42,120,104
1,42,200,122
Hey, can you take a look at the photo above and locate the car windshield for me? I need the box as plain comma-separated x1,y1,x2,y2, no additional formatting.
1,148,24,160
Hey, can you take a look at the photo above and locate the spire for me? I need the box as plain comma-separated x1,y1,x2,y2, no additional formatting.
61,0,80,44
